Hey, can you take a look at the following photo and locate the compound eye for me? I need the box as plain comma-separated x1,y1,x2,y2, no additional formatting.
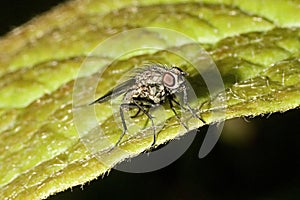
163,72,176,87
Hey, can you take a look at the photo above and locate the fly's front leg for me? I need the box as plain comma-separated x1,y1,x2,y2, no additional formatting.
169,98,189,130
182,88,205,124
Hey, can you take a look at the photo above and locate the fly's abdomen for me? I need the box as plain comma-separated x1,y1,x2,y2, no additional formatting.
127,84,166,104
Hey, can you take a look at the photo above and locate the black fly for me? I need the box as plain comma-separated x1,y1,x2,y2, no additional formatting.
90,64,205,149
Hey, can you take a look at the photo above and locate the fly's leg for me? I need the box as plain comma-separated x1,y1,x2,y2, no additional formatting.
170,97,188,111
110,103,138,151
130,108,141,118
141,107,151,129
169,98,189,130
131,109,141,118
130,103,152,130
114,104,129,148
111,102,155,151
182,88,206,124
133,100,156,147
130,104,151,119
186,103,205,124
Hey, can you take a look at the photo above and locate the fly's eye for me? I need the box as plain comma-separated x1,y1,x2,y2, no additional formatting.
163,72,176,87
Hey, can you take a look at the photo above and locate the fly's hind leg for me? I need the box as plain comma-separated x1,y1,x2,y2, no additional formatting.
110,103,138,151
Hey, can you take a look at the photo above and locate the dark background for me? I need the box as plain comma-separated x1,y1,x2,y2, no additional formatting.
0,0,66,36
1,1,300,200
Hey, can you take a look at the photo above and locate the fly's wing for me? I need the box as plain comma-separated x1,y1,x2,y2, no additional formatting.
90,78,136,105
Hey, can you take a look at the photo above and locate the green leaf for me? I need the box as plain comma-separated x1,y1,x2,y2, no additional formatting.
0,0,300,199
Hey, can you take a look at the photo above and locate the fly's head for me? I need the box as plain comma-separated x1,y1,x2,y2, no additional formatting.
162,66,188,94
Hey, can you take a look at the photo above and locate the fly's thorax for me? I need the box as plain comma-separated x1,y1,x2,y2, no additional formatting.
135,70,164,86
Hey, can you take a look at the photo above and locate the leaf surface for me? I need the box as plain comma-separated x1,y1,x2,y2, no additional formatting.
0,0,300,199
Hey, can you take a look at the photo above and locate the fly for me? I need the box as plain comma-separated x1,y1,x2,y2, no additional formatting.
90,63,205,149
